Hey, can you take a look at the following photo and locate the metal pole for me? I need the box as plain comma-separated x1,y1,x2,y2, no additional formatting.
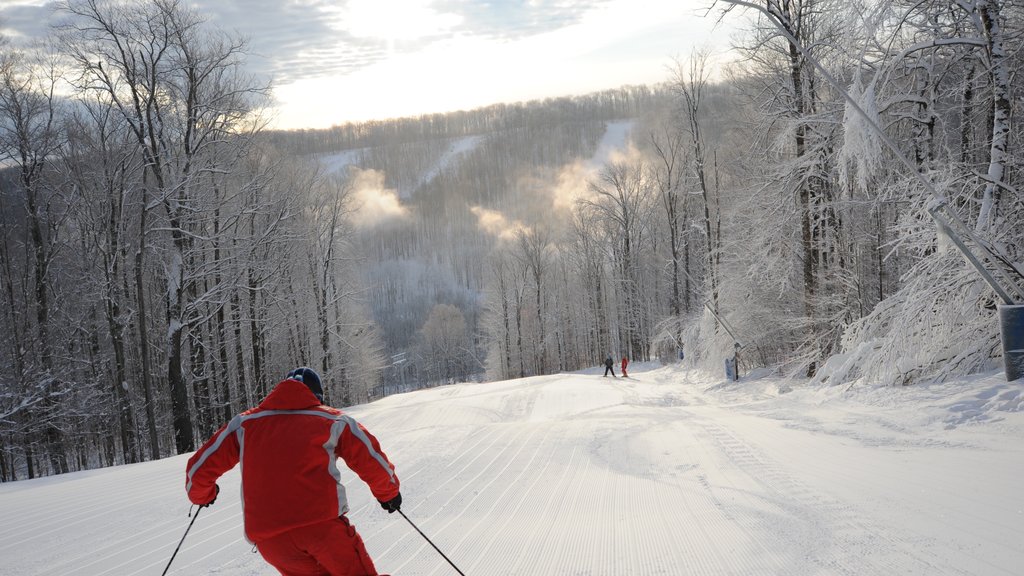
704,301,742,347
929,210,1015,305
161,507,202,576
398,510,466,576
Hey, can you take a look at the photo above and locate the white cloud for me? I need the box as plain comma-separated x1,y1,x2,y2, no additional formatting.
334,0,463,42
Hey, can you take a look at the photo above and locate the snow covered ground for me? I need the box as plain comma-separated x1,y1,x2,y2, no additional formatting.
1,363,1022,575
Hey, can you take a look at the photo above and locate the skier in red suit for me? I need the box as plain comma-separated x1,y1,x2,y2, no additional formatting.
621,355,629,378
186,367,401,576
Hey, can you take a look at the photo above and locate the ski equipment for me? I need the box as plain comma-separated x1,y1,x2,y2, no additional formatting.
398,509,466,575
161,506,203,576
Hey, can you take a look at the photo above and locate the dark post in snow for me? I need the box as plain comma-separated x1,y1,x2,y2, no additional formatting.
998,306,1024,382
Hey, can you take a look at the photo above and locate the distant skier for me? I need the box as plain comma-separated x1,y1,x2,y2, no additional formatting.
603,354,617,377
621,355,629,378
185,367,402,576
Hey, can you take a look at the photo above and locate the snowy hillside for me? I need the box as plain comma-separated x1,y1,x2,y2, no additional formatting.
1,365,1022,575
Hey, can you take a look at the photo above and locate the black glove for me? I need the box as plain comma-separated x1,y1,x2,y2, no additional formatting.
201,484,220,508
380,493,402,514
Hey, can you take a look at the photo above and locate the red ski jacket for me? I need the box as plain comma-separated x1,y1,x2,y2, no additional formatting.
185,378,400,542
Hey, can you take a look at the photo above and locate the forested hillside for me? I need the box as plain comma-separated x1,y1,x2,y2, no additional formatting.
1,0,1022,482
266,90,659,392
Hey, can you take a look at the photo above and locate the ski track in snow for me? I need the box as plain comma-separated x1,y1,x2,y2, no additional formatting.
1,364,1022,575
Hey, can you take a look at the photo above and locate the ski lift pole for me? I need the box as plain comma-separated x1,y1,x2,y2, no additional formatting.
705,302,743,380
398,509,467,576
704,302,742,349
928,208,1015,305
161,506,203,576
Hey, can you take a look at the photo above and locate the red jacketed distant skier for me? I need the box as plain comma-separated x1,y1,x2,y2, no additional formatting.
621,355,629,378
185,367,401,576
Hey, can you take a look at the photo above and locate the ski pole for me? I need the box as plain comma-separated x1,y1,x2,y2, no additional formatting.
161,506,203,576
398,509,466,576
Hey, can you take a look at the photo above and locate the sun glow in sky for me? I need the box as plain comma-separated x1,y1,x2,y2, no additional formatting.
272,0,734,128
338,0,464,43
0,0,738,129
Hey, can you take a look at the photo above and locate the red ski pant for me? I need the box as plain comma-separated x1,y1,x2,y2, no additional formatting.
255,516,379,576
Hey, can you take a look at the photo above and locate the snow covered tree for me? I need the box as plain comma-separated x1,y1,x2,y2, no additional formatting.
0,45,72,475
514,227,554,375
671,51,722,316
58,0,268,453
420,303,470,385
581,156,656,361
717,0,1024,383
60,96,146,464
648,123,690,319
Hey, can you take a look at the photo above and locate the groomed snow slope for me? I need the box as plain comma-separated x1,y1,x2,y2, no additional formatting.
1,364,1022,575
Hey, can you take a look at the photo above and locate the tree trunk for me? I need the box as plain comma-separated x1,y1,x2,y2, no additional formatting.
190,326,212,439
779,1,819,372
515,288,526,378
104,275,136,464
976,0,1010,232
230,289,250,408
134,184,159,460
0,438,10,482
960,63,975,166
248,266,265,399
168,319,193,454
498,261,513,380
25,437,35,479
214,306,233,421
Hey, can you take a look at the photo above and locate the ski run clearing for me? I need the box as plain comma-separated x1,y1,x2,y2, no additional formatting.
1,363,1022,576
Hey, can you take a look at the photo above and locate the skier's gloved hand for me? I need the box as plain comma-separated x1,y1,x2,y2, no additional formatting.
201,484,220,508
379,493,402,514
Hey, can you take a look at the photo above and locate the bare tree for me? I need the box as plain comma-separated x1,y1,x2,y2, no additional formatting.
420,304,469,384
61,96,145,463
649,125,690,318
0,45,70,474
671,50,721,314
515,227,553,375
307,172,356,403
582,158,655,360
483,251,516,381
59,0,268,453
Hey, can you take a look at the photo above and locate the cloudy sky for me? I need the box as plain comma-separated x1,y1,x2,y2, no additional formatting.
0,0,738,130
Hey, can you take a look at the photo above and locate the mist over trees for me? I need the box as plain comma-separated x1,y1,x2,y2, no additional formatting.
2,0,1022,482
